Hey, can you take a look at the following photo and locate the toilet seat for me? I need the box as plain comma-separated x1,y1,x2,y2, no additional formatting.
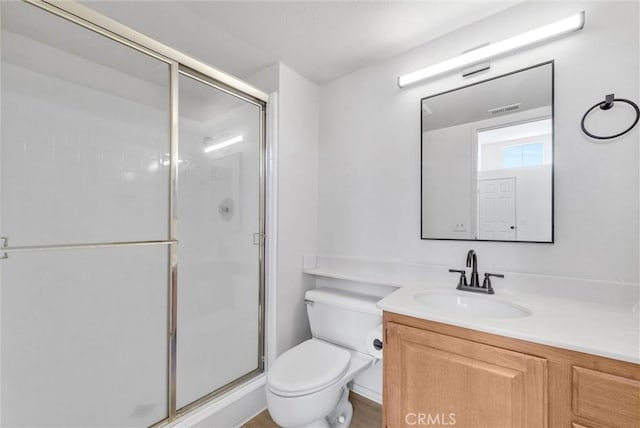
268,339,351,397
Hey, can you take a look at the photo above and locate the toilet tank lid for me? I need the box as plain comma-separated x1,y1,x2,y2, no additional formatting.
305,288,382,316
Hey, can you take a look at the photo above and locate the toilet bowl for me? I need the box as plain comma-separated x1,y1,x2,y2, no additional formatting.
266,288,382,427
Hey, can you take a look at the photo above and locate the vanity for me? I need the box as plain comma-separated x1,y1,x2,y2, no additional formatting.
378,284,640,428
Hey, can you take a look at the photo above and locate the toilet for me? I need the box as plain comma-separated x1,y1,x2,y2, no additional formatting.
266,287,382,428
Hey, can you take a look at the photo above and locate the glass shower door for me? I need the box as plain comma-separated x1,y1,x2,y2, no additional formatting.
0,2,171,426
176,71,263,410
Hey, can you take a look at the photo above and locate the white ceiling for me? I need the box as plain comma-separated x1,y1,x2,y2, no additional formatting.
82,0,523,85
422,62,553,132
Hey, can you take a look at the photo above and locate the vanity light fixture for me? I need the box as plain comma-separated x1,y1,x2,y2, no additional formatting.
203,135,244,153
398,11,584,87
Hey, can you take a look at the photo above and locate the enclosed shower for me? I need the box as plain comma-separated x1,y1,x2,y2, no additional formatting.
0,1,266,426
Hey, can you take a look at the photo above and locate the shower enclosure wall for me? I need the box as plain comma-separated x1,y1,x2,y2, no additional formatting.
0,1,266,426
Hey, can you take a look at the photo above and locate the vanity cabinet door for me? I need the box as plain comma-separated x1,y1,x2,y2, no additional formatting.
384,322,547,428
572,366,640,428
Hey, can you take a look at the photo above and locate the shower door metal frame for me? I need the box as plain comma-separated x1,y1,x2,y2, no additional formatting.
4,1,268,425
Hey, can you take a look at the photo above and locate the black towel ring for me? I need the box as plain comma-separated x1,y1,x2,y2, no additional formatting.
581,93,640,140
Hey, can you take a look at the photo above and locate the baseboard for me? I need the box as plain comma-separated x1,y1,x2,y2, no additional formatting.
350,383,382,405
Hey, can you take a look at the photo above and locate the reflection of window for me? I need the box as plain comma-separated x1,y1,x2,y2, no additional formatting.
502,142,543,168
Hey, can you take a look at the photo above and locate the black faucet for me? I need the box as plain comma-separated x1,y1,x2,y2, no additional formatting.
448,249,504,294
466,249,479,288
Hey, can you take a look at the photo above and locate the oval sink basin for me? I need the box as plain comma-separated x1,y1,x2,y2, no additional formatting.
414,291,532,319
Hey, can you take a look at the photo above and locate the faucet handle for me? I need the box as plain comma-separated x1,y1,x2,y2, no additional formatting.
482,272,504,294
449,269,468,288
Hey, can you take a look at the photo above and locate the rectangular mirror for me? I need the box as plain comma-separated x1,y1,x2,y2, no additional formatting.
421,62,554,243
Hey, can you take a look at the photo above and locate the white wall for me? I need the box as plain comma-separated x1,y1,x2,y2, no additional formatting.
422,123,473,239
319,1,639,283
248,63,320,358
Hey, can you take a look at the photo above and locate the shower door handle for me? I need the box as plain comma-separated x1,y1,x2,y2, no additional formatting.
253,233,265,246
0,237,7,259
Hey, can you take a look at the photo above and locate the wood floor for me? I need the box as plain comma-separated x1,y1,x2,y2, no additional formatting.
242,392,382,428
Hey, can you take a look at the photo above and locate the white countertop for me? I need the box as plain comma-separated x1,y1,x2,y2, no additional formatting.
377,284,640,364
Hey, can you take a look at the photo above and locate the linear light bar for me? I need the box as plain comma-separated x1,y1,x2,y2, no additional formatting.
203,135,244,153
398,11,584,87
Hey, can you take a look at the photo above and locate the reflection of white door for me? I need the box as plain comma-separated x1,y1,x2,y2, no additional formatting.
478,178,516,240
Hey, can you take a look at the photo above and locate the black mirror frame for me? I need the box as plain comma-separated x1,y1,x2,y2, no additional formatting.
419,60,555,244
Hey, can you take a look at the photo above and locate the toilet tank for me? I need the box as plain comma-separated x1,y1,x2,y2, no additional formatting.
305,287,382,354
